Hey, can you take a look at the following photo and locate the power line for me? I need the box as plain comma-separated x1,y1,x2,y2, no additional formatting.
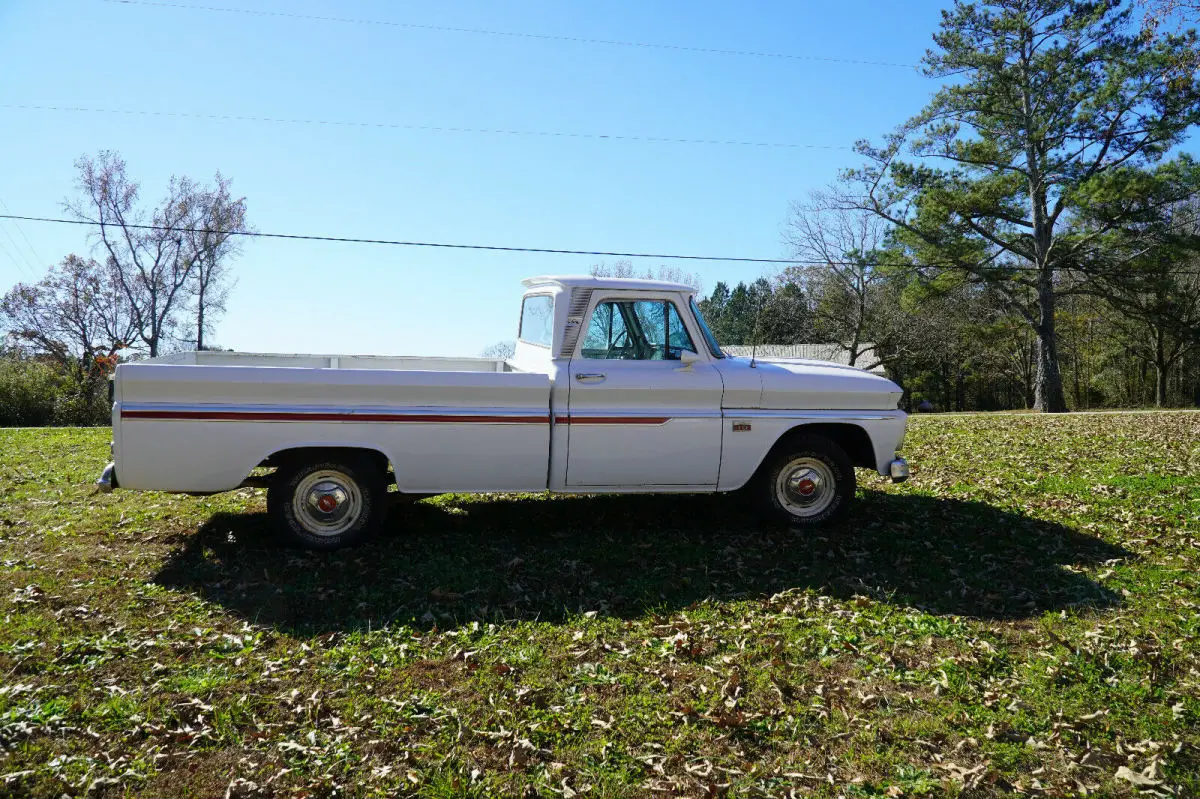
0,220,36,279
4,212,1199,276
0,238,30,280
0,213,819,265
0,104,852,151
102,0,920,70
0,196,46,273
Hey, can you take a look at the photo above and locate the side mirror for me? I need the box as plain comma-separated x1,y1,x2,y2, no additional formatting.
676,350,702,370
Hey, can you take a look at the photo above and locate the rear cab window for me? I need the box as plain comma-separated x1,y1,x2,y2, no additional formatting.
518,294,554,347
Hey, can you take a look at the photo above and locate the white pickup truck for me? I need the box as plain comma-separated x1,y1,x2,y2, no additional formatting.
97,275,909,549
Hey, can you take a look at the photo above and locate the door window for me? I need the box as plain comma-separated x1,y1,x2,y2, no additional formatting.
581,300,697,360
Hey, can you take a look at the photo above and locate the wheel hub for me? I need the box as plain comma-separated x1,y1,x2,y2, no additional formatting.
292,471,362,536
776,457,837,518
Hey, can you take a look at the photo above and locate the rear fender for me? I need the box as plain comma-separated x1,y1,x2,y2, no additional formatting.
259,445,393,484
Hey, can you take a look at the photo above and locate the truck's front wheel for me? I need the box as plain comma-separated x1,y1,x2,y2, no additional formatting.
757,435,855,528
267,458,386,550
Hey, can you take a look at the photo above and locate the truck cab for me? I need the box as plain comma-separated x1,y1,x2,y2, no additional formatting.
512,275,907,493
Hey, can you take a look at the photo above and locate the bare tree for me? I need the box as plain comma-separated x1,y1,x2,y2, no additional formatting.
784,192,892,368
66,151,248,357
182,173,247,350
1138,0,1200,31
590,260,704,293
482,340,516,359
0,254,136,403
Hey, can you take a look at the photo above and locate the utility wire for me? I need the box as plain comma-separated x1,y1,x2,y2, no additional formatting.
0,196,46,272
0,214,821,265
0,104,851,150
0,220,37,279
0,238,30,280
4,213,1199,276
102,0,920,70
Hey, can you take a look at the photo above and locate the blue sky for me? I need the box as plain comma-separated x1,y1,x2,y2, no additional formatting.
2,0,946,356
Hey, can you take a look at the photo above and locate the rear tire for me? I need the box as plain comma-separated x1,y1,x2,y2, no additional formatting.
757,434,855,527
267,458,387,550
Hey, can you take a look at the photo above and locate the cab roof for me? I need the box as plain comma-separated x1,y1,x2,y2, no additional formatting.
521,275,696,293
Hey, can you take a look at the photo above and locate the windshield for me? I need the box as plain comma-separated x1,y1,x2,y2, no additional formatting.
689,297,725,359
583,299,698,360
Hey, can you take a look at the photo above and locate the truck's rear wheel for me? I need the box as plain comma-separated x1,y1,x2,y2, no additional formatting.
757,434,855,528
267,458,386,550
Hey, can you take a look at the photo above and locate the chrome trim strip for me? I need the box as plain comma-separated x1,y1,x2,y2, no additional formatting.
120,404,898,423
563,409,723,419
120,402,548,418
723,409,900,421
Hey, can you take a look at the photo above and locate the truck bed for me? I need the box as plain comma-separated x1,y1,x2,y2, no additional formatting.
112,357,553,494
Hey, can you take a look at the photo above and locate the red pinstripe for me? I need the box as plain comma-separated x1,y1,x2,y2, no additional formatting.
554,416,669,425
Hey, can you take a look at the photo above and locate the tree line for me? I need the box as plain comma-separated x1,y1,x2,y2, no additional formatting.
0,151,247,425
693,245,1200,411
7,0,1200,423
686,0,1200,411
834,0,1200,411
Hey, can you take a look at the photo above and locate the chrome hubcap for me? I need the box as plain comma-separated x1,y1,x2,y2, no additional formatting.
292,470,363,536
776,457,836,518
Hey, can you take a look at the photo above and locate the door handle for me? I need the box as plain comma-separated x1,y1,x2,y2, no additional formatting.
575,372,606,382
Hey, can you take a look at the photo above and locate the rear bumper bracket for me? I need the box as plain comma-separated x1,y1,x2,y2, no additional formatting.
96,462,117,493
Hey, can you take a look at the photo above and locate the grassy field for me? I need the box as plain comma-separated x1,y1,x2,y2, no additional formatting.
1,414,1198,798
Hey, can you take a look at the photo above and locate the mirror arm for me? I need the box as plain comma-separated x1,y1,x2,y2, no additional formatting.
675,351,701,371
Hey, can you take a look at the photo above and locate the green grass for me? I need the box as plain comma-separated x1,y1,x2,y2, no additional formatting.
0,414,1198,797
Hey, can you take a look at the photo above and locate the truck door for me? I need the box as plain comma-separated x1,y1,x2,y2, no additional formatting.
564,295,723,487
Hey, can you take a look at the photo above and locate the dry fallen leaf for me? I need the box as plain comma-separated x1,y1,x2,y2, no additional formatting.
1114,765,1168,794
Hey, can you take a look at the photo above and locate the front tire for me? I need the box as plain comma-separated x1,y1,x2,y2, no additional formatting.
757,435,855,527
267,458,386,550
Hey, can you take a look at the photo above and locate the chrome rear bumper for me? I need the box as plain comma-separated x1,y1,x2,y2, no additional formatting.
889,457,909,483
96,462,117,493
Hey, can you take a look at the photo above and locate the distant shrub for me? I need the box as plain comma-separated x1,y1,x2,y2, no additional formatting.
53,388,111,427
0,358,62,426
0,357,111,427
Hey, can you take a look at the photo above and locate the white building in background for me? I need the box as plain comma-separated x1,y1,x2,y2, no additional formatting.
721,344,886,375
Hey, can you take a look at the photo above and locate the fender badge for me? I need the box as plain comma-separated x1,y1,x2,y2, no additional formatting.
732,422,752,432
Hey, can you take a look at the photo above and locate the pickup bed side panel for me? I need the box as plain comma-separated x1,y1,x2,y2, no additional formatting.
114,364,552,494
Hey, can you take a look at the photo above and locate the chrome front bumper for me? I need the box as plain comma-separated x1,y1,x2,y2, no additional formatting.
96,462,117,493
889,457,909,483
